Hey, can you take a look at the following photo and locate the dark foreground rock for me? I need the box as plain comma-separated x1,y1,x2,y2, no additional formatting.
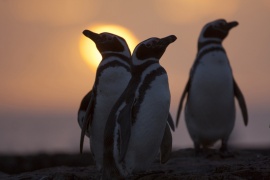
1,148,270,179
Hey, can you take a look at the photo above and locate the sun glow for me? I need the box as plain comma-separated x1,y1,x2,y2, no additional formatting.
79,24,139,70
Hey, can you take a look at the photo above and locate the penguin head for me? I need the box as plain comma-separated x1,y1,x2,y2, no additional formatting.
132,35,177,65
83,30,131,58
199,19,238,43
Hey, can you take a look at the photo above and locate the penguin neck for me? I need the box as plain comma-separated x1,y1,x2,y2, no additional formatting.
101,51,130,62
131,62,167,121
195,39,226,63
132,56,159,66
198,39,222,51
127,60,159,92
130,60,161,99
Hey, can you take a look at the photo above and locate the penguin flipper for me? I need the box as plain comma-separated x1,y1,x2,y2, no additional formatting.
77,90,92,137
160,123,172,164
80,90,95,154
167,113,175,131
118,101,134,162
176,78,191,127
233,79,248,126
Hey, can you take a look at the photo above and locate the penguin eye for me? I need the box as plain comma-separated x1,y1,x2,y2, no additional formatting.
146,43,151,48
213,24,219,29
107,36,113,41
153,40,159,46
101,34,107,40
214,22,225,28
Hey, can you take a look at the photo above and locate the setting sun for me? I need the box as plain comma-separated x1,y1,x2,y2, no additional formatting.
79,24,139,70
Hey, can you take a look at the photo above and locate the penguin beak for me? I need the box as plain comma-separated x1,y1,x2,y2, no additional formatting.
225,21,239,31
158,35,177,47
83,30,101,42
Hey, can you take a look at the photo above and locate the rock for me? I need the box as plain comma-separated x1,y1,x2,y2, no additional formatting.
1,148,270,179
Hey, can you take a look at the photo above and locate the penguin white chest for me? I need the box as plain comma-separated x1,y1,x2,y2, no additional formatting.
136,74,170,131
191,53,234,110
186,52,235,143
90,66,130,169
94,67,130,125
125,74,170,171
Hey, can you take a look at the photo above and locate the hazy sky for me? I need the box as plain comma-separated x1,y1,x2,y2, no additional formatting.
0,0,269,154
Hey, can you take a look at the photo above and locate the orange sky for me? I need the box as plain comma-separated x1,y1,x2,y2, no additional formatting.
0,0,269,154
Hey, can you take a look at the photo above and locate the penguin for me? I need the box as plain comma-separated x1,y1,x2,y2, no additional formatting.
78,90,92,138
102,35,177,179
78,88,175,156
77,30,175,172
79,30,132,171
175,19,248,155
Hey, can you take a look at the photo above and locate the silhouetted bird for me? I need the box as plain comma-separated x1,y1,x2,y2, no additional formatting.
102,35,177,179
176,19,248,155
78,30,132,171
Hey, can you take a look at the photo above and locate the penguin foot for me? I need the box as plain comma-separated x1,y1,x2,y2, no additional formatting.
205,149,235,159
219,141,235,158
195,151,204,158
194,143,203,157
205,149,220,159
133,170,166,179
219,150,235,158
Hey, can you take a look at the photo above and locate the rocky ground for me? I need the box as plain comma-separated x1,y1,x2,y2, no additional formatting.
0,148,270,179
